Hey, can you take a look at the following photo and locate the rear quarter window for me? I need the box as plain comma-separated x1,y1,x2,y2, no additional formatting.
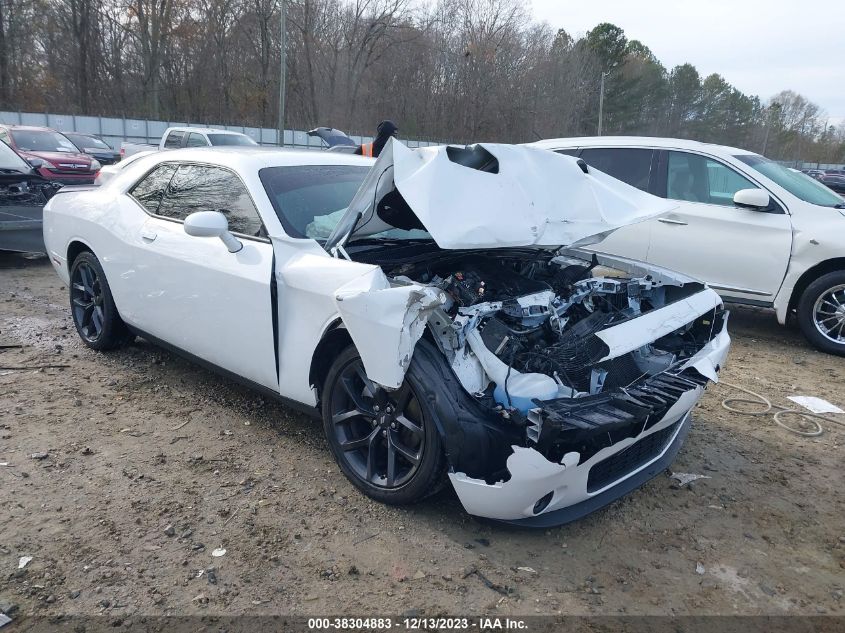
129,164,178,214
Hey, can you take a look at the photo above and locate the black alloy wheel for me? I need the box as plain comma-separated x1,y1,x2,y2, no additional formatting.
69,251,131,351
322,346,445,504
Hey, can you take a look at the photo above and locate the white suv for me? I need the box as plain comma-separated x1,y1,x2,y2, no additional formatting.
530,136,845,356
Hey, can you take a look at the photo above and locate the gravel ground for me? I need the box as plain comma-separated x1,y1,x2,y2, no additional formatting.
1,252,844,620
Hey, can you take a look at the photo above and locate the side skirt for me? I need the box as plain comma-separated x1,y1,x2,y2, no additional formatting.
125,325,321,420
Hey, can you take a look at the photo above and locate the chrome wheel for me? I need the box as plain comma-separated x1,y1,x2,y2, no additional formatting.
328,359,425,489
71,261,105,342
812,284,845,343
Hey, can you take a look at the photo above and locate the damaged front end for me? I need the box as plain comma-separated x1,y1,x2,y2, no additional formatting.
341,248,729,525
329,141,730,525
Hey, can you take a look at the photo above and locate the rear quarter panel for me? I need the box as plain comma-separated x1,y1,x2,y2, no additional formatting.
43,185,147,316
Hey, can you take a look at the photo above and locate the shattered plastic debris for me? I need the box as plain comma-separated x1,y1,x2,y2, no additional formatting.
516,566,537,574
211,548,226,557
695,562,705,575
0,613,11,628
671,472,711,486
786,396,844,415
18,556,32,569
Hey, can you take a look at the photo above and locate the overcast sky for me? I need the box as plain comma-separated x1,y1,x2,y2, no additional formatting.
529,0,845,124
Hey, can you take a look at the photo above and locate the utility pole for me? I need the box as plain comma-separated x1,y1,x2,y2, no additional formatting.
597,70,611,136
277,0,286,146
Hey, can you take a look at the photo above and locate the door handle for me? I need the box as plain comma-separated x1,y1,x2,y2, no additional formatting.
657,218,688,226
140,228,158,242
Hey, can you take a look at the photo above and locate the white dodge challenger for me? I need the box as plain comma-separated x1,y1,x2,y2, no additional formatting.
43,140,730,526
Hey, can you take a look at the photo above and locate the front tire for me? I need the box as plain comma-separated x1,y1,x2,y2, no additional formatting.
69,251,132,351
797,271,845,356
321,345,446,505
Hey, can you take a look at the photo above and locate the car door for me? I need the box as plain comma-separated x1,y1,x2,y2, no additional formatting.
645,150,793,303
126,162,278,389
576,147,656,261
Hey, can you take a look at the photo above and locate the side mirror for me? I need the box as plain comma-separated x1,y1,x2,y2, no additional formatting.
27,157,44,169
733,188,770,209
183,211,242,253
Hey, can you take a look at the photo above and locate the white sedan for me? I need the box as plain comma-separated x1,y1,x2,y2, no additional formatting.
43,141,730,526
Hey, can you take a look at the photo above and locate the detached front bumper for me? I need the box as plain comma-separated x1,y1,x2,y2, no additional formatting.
448,323,730,526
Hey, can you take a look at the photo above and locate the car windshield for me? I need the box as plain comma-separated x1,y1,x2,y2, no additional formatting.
66,133,112,150
260,164,431,242
735,154,844,207
207,134,257,146
12,129,79,153
0,140,32,173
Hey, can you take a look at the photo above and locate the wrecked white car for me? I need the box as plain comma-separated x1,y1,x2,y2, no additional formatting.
42,140,730,526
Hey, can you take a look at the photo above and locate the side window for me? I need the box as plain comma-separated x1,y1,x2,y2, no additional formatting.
129,164,178,214
667,151,758,206
579,148,653,192
163,131,185,149
157,164,264,235
555,148,580,157
186,133,208,147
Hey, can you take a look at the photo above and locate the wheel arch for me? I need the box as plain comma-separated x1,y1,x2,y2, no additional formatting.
787,258,845,316
309,319,354,404
66,239,95,274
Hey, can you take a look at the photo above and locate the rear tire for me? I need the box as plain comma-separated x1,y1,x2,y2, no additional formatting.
797,270,845,356
321,345,446,505
69,251,132,351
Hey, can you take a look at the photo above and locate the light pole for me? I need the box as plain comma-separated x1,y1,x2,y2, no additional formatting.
597,62,618,136
277,0,286,146
597,70,610,136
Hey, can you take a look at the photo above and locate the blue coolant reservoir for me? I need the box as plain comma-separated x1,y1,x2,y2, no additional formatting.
493,372,559,414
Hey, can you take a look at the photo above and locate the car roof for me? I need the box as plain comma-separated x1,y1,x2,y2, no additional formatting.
141,146,375,170
168,126,247,135
2,125,56,132
528,136,758,157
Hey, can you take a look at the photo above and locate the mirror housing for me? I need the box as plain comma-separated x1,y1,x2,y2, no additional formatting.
183,211,242,253
733,188,770,209
27,157,45,169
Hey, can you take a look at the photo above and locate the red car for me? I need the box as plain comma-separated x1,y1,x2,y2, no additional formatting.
0,125,100,184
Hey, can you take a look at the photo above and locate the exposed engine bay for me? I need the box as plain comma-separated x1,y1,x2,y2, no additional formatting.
349,246,725,486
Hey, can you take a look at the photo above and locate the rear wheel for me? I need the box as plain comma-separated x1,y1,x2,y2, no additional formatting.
321,346,446,505
69,251,132,351
797,270,845,356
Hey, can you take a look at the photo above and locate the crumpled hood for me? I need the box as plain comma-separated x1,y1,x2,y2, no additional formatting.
326,139,677,251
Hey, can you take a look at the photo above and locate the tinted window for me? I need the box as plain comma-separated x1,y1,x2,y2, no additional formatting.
163,131,185,149
207,134,258,146
668,151,757,206
579,148,653,191
66,133,111,150
554,148,580,157
260,165,369,239
157,164,263,235
735,154,844,208
186,133,208,147
129,164,178,214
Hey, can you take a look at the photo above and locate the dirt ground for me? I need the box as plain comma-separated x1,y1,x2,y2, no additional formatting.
1,251,844,620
